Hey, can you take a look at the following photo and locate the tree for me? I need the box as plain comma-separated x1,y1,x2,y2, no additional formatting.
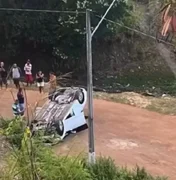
0,0,131,72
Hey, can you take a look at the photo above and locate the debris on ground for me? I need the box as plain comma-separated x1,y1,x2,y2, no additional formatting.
95,92,151,108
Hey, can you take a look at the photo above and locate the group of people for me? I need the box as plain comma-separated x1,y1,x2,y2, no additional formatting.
0,59,34,89
12,59,44,92
0,59,57,94
0,59,57,117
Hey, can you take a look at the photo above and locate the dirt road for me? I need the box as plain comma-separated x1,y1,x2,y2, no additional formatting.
0,89,176,179
0,88,46,119
55,99,176,179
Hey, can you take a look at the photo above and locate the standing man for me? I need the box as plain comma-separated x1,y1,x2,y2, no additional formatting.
0,62,7,89
24,59,33,86
12,63,21,89
48,72,57,100
36,70,44,94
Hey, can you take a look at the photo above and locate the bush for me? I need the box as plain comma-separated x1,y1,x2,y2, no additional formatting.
84,157,168,180
0,118,12,130
0,118,168,180
1,147,168,180
0,117,25,148
1,141,91,180
85,157,118,180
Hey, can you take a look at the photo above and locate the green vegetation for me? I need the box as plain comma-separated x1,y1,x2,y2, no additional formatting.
95,73,176,95
0,0,131,73
0,117,25,148
0,0,174,94
0,117,168,180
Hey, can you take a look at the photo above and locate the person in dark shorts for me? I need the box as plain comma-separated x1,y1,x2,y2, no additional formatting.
12,63,21,89
36,71,44,94
0,62,7,89
17,88,25,114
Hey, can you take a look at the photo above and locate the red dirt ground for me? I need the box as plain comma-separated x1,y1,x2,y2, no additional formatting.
0,89,176,179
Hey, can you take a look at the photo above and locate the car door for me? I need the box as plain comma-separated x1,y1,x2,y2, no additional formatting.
63,101,86,131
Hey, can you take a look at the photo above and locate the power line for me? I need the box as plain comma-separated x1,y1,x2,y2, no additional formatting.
91,0,116,37
95,14,175,47
0,8,85,14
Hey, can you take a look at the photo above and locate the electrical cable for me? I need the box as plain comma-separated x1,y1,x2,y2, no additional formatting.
95,14,175,47
0,8,85,14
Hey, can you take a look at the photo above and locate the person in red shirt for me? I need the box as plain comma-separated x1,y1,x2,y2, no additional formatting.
24,59,33,86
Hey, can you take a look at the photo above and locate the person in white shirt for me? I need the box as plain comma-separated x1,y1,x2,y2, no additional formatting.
24,59,33,86
12,63,21,88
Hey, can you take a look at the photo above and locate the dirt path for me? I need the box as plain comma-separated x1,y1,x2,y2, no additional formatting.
0,89,176,179
55,99,176,179
0,88,46,119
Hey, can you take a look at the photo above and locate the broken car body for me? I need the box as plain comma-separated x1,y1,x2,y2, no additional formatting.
31,87,87,139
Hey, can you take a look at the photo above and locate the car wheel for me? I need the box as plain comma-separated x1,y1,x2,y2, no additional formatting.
54,120,64,136
75,89,84,104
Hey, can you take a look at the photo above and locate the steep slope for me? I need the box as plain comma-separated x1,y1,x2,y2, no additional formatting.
156,43,176,77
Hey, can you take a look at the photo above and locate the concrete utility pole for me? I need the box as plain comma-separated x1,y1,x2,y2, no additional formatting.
86,9,95,164
86,0,117,164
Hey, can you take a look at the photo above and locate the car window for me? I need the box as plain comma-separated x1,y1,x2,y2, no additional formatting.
66,110,75,119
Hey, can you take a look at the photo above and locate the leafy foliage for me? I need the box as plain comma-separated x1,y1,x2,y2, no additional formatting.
0,117,25,148
1,146,168,180
0,117,168,180
0,0,131,72
85,157,167,180
85,157,118,180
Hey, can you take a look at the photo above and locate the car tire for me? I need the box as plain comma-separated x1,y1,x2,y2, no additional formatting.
54,120,64,136
75,89,84,104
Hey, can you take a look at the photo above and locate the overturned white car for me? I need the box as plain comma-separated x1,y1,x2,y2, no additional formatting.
31,87,88,140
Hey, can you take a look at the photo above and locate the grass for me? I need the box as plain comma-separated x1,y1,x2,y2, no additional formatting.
94,73,176,95
93,73,176,116
147,98,176,115
94,92,176,115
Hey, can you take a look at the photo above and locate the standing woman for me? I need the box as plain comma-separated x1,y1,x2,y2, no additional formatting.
36,71,44,94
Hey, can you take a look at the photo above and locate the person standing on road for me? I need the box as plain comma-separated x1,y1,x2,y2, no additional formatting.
24,59,33,86
36,70,44,94
17,88,25,114
12,63,21,89
0,62,7,89
48,72,57,99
